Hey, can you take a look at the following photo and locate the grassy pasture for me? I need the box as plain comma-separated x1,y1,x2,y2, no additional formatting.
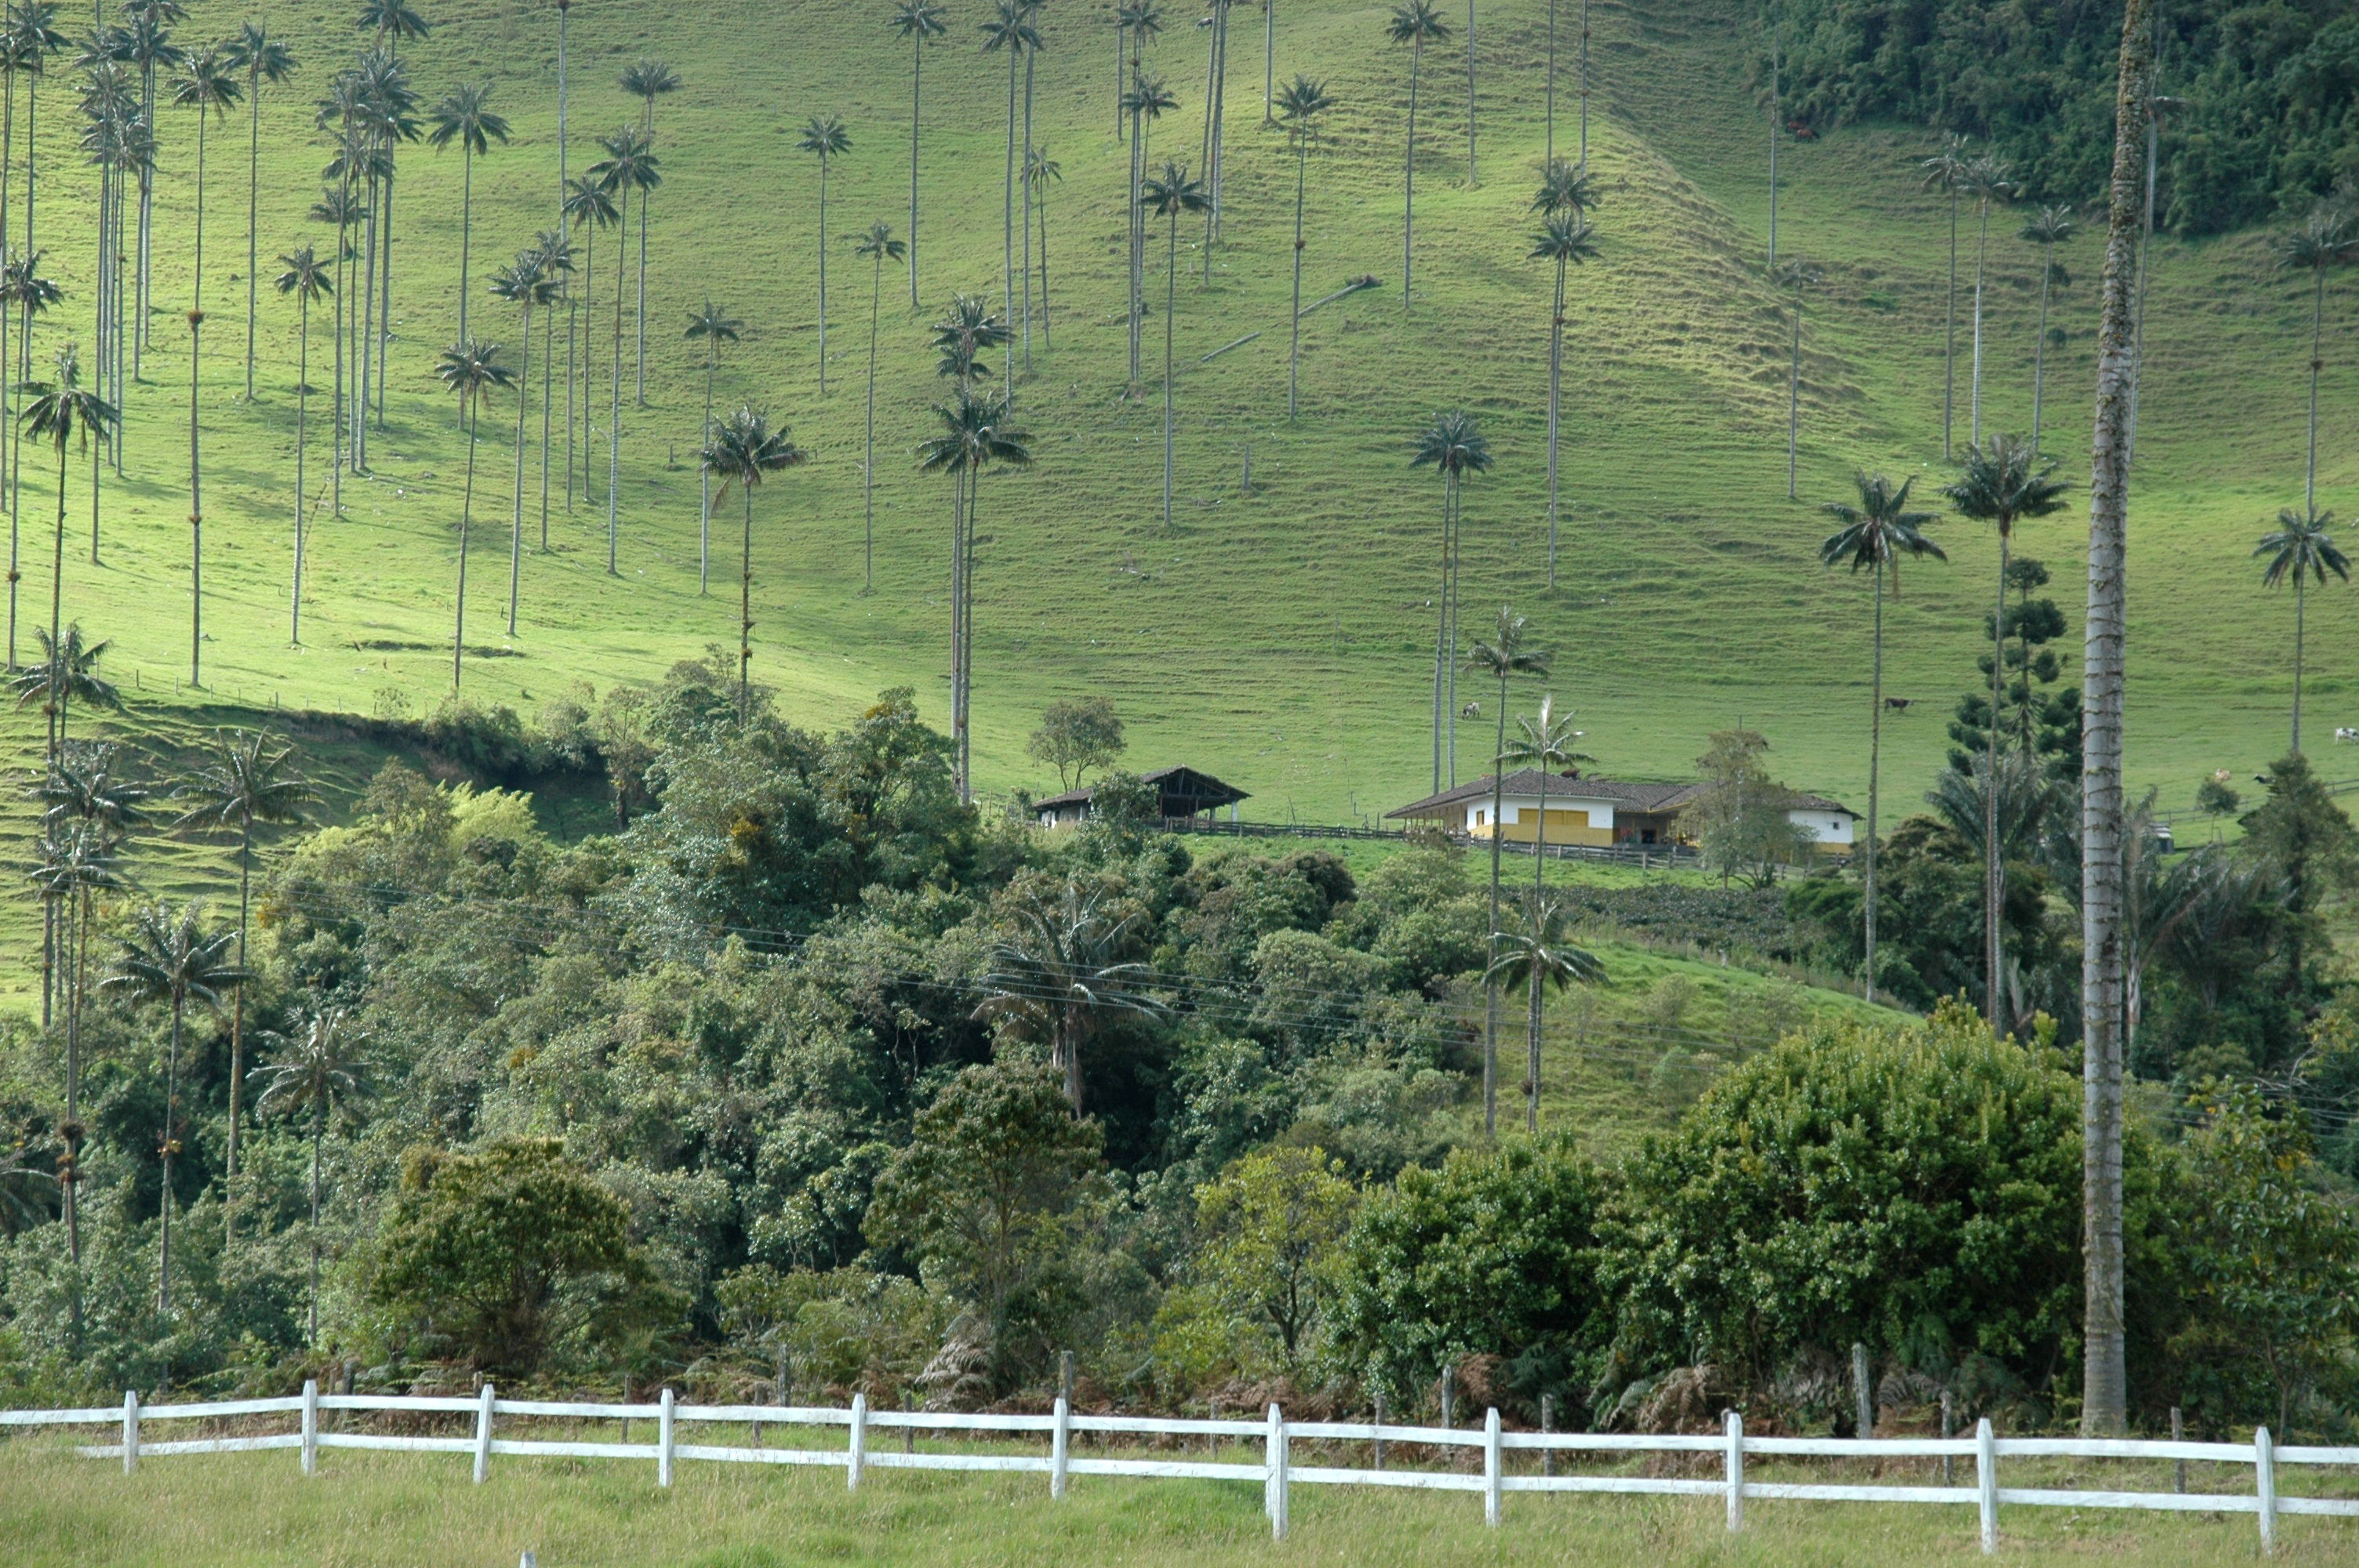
2,1436,2354,1566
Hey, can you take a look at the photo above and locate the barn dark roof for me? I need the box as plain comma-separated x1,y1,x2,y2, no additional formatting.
1035,767,1250,813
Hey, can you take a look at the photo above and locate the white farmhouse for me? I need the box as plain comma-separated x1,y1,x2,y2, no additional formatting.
1386,770,1856,850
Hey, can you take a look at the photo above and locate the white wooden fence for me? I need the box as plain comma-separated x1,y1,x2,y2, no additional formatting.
4,1388,2356,1553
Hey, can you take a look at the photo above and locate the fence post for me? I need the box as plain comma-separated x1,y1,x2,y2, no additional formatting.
1939,1392,1954,1486
1723,1409,1743,1533
301,1378,319,1477
473,1382,495,1485
1051,1395,1070,1500
122,1391,139,1475
1263,1403,1288,1541
1438,1365,1455,1430
1540,1393,1554,1480
2255,1425,2277,1556
847,1392,867,1491
1851,1341,1874,1440
658,1388,675,1489
1976,1417,1997,1554
2171,1406,2186,1494
1372,1392,1386,1471
1483,1407,1502,1529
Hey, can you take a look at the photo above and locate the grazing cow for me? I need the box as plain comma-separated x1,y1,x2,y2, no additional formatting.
2336,728,2359,743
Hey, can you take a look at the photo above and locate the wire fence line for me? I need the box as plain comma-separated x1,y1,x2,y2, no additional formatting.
4,1389,2355,1553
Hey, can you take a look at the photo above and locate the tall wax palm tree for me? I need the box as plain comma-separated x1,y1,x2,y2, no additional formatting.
1141,160,1207,534
1487,895,1602,1133
982,0,1041,401
529,229,572,550
489,253,557,635
799,114,852,397
2081,0,2156,1439
1944,435,2066,1033
426,82,509,344
619,58,678,405
890,0,948,309
224,22,293,400
0,253,60,670
121,5,184,373
589,125,657,572
1025,147,1060,348
357,0,429,51
1777,256,1820,499
1496,691,1591,909
700,406,806,723
309,183,362,517
930,293,1010,390
252,1006,369,1348
2021,204,2076,456
104,898,241,1310
2255,505,2350,756
685,300,742,594
274,246,329,644
1121,70,1176,384
1017,3,1048,361
1410,408,1491,791
1276,75,1332,420
172,45,240,693
1963,154,2016,446
352,48,420,444
855,226,904,590
2276,208,2359,517
1528,180,1597,588
562,173,618,514
1386,0,1448,309
433,336,514,691
1819,472,1943,1005
918,385,1031,799
174,728,307,1212
14,622,119,1041
1463,607,1550,1135
1198,0,1234,274
1919,133,1972,458
18,343,114,762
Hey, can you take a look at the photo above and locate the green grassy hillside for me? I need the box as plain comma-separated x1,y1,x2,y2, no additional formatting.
16,0,2353,840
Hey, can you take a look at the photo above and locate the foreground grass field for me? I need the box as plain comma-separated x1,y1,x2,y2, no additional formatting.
0,1440,2350,1566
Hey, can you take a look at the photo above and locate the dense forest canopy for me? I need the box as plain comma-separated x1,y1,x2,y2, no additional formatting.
1777,0,2359,229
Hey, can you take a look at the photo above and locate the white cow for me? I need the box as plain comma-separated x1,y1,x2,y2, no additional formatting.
2336,728,2359,743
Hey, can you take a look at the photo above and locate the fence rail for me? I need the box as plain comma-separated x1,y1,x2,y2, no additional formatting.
3,1389,2353,1554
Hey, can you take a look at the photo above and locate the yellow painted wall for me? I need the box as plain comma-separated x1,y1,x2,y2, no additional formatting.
1472,807,1614,848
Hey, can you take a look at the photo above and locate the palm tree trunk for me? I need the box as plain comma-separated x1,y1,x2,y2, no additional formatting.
455,396,477,690
1289,138,1307,418
540,292,554,548
1579,0,1590,165
457,146,474,343
1787,283,1801,499
1532,768,1550,903
1485,684,1507,1138
294,298,308,644
158,998,184,1312
866,256,881,590
1464,0,1477,186
1404,40,1420,307
1021,49,1035,367
911,38,925,308
1943,191,1958,458
227,827,252,1225
1547,256,1565,586
1987,528,2008,1033
1128,106,1144,383
1526,951,1542,1134
2079,0,2154,1441
307,1102,322,1348
701,341,716,591
2294,572,2306,754
609,190,625,573
1163,209,1178,531
1544,0,1557,163
636,163,649,408
1766,22,1779,271
1431,478,1448,793
1038,174,1052,348
356,179,374,466
1445,492,1459,784
817,161,831,397
510,302,531,634
1971,197,1990,445
245,77,261,399
1206,2,1227,260
2032,238,2055,455
1866,561,1883,1004
740,484,755,722
2306,267,2324,515
1004,49,1018,401
331,218,345,516
946,468,964,792
189,314,205,687
379,173,395,432
1264,0,1276,124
